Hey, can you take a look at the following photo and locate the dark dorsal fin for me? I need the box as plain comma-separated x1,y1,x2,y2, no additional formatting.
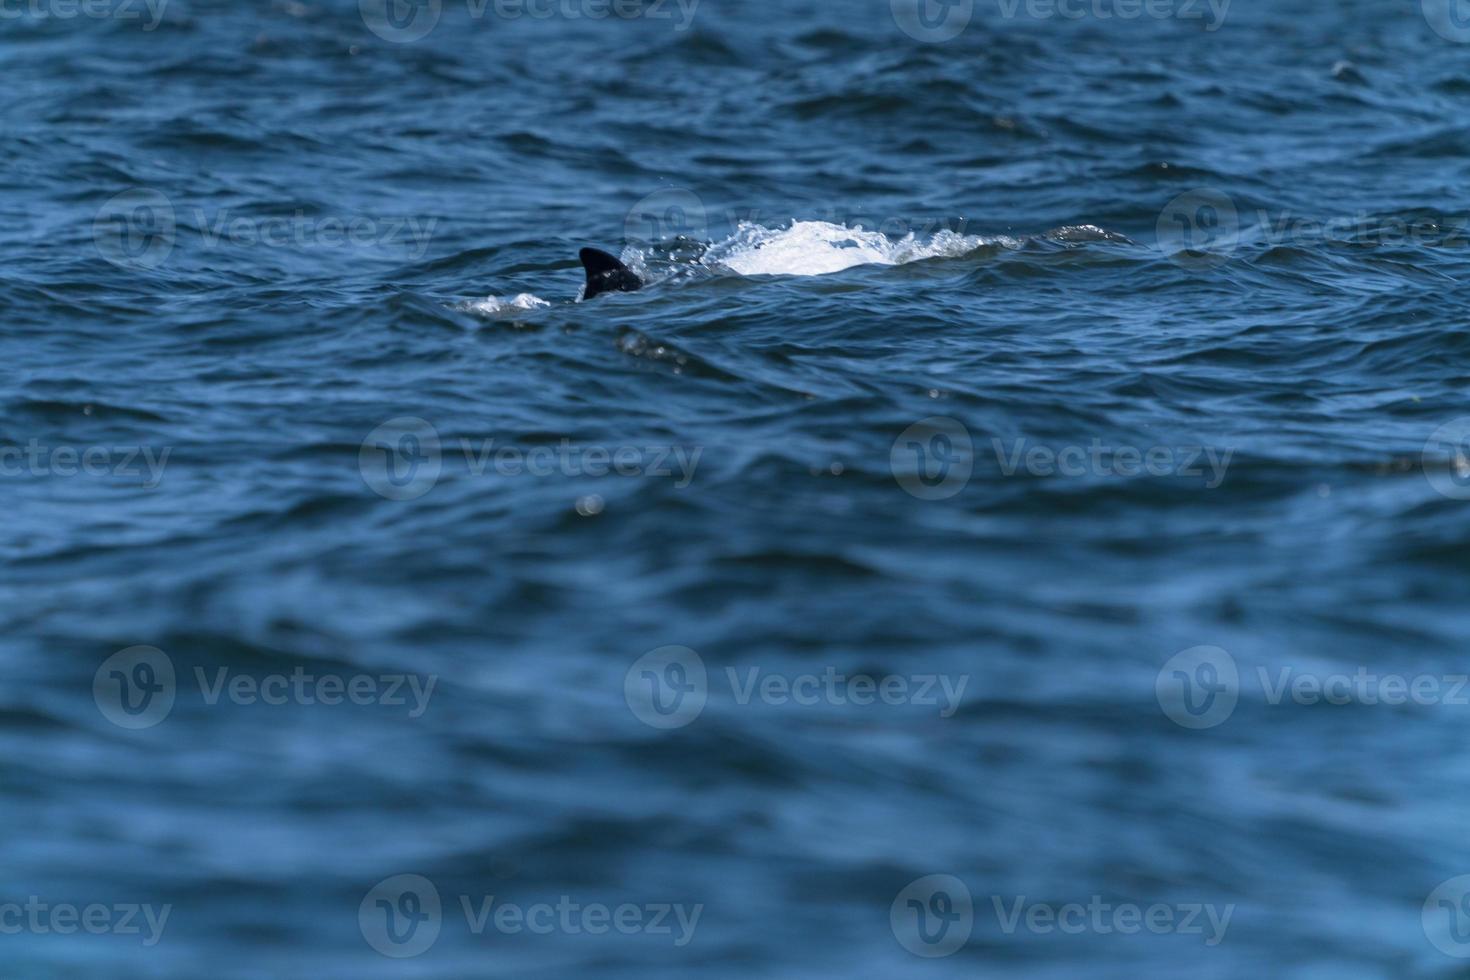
579,247,643,300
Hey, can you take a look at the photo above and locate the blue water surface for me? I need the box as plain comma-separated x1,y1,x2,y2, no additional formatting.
4,0,1470,976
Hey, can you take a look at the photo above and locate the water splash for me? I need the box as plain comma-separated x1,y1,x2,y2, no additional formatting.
460,293,552,316
697,220,1014,277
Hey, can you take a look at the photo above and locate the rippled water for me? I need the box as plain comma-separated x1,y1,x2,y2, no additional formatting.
7,0,1470,976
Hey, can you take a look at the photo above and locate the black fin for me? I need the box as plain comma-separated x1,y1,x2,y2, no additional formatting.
579,247,643,300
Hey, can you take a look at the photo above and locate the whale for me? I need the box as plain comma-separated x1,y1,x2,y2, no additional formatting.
580,247,643,300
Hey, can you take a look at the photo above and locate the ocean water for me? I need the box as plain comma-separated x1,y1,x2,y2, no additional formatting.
6,0,1470,975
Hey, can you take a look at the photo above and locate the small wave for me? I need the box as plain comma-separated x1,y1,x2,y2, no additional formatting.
693,220,1012,278
459,293,551,316
1044,224,1132,244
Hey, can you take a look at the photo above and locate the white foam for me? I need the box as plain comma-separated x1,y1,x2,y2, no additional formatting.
461,293,551,315
698,220,1007,277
